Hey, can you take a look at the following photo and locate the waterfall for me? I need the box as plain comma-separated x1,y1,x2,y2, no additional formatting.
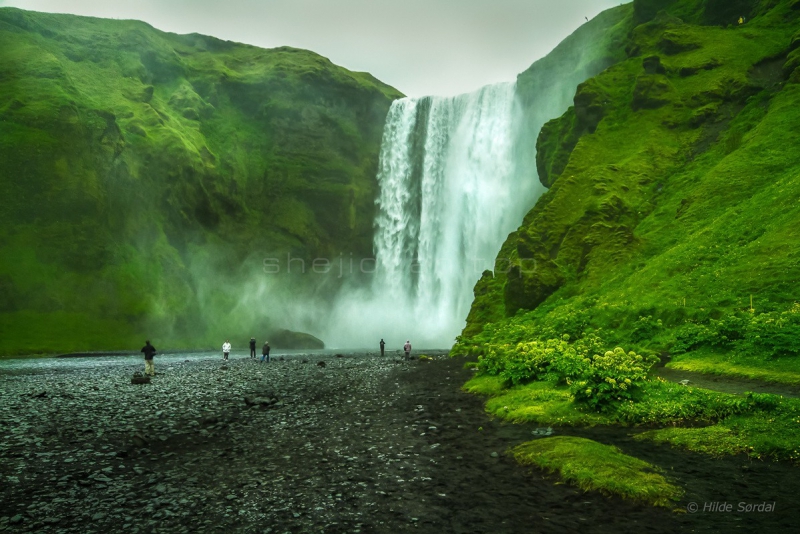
324,82,543,348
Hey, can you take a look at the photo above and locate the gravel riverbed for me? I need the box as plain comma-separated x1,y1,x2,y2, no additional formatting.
1,351,798,533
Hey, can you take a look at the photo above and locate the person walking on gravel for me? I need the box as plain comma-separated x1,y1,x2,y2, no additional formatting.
222,339,231,361
261,341,271,363
404,340,412,360
141,340,157,376
249,336,257,358
380,338,386,356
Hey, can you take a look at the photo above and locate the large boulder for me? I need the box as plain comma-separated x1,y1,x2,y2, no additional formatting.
268,329,325,349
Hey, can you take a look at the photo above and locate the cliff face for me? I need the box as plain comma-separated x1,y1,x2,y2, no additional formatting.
461,0,800,357
0,8,402,354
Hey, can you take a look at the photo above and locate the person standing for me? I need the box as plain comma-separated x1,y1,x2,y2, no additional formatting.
141,340,157,376
403,340,412,360
261,341,270,363
249,336,257,358
222,339,231,361
379,338,385,356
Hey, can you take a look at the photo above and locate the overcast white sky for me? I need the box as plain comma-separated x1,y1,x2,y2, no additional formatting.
0,0,627,97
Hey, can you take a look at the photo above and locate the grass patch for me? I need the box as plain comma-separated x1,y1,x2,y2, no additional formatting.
668,353,800,386
462,374,508,396
511,436,684,507
613,379,748,424
485,381,608,426
636,396,800,462
635,426,747,457
464,372,746,427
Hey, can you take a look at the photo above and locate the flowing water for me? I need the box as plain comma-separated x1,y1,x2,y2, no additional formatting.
324,83,543,348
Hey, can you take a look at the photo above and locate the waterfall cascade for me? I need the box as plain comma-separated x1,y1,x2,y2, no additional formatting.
323,82,543,348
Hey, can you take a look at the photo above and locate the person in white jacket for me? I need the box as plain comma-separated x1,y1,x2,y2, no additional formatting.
222,340,231,361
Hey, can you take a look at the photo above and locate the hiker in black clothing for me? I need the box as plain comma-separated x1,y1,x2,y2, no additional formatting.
261,342,271,363
141,340,157,376
249,336,257,358
380,338,385,356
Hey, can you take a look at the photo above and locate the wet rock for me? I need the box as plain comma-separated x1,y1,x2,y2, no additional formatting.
244,396,278,408
131,376,151,385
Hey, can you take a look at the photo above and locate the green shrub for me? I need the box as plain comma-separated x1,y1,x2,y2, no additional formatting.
571,347,658,411
630,315,662,343
477,334,606,386
672,304,800,359
615,379,749,424
742,305,800,359
672,322,719,354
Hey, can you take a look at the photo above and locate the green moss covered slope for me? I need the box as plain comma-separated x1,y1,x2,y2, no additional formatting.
460,0,800,376
0,8,402,354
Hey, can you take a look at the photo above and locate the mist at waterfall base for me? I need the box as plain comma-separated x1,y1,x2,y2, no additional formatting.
316,82,543,349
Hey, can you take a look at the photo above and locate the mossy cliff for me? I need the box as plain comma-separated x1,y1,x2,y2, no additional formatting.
461,0,800,373
0,8,402,354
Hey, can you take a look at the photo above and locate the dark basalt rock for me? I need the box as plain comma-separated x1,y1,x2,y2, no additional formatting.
643,55,666,75
131,374,151,385
269,329,325,350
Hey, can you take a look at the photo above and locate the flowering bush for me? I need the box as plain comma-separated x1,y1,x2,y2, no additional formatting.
477,332,637,394
570,347,658,411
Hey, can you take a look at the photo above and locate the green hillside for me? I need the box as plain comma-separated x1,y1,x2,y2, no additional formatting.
0,8,402,355
459,0,800,382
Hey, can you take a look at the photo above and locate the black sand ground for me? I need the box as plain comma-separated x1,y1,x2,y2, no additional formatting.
1,353,798,533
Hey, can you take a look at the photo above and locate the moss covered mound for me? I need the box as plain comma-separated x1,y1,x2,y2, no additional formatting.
268,329,325,350
0,8,402,355
511,436,684,507
460,0,800,373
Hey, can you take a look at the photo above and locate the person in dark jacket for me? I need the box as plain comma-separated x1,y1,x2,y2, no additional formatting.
379,339,386,356
141,340,157,376
261,342,271,363
249,337,257,358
